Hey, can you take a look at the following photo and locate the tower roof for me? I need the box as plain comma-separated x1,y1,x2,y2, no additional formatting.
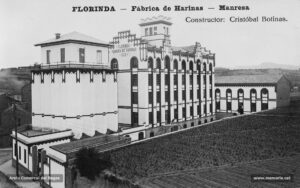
35,31,110,47
139,15,172,26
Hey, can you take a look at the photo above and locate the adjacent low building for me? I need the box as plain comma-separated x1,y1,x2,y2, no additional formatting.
215,74,291,113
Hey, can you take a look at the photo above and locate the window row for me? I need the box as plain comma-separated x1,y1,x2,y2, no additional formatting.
147,57,213,71
46,48,102,64
148,104,213,125
148,74,212,86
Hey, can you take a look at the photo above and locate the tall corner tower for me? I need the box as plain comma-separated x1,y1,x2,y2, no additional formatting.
140,15,172,48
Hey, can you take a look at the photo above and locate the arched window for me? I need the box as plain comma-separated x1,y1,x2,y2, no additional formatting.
182,60,186,70
197,60,201,71
203,63,206,72
250,89,257,112
165,56,170,69
237,89,244,114
189,61,193,71
138,132,144,140
209,63,213,71
130,57,138,69
215,89,221,111
226,89,232,111
156,58,161,69
148,57,153,69
111,58,118,70
173,59,178,70
261,88,269,110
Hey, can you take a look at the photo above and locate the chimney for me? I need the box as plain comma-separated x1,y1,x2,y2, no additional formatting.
55,33,61,39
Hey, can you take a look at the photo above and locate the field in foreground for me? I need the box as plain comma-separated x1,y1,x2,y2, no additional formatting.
138,154,300,188
102,102,300,185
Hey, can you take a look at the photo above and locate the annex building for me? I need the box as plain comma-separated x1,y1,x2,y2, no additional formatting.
215,74,291,113
11,16,216,188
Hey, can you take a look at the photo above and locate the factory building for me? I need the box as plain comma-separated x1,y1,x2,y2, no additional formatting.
215,74,291,113
110,16,216,137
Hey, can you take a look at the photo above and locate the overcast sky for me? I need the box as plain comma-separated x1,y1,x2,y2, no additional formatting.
0,0,300,69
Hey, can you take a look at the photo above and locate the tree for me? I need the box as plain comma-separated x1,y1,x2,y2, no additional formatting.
74,147,112,181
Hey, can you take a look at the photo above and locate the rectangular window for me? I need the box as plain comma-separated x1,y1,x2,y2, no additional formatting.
150,27,153,35
197,105,200,115
197,89,200,99
197,75,200,85
203,89,206,98
182,107,186,119
154,26,157,35
156,74,161,86
182,75,185,85
157,92,161,103
19,146,21,160
165,74,169,86
165,90,169,102
174,108,178,120
149,112,153,124
210,103,213,113
190,90,193,100
97,50,102,64
79,48,85,63
60,48,65,63
132,74,138,86
182,90,186,100
148,74,153,86
209,75,212,84
203,75,206,85
190,106,193,117
149,92,153,104
190,75,193,85
157,111,161,123
46,50,51,64
132,92,138,104
174,75,178,85
204,104,207,114
132,112,138,126
145,28,148,36
165,110,169,124
174,90,178,102
24,149,26,164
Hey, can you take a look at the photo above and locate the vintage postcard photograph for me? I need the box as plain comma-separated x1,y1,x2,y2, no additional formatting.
0,0,299,187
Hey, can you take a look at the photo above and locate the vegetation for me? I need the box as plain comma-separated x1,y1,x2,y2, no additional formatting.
103,104,300,181
75,147,112,181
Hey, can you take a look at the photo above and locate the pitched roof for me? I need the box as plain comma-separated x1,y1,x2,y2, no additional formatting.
215,74,284,85
35,31,109,46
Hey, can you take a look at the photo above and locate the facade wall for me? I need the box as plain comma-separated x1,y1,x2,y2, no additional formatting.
12,139,29,170
215,85,277,113
31,71,118,138
40,43,109,65
12,136,70,173
48,159,65,188
110,30,215,130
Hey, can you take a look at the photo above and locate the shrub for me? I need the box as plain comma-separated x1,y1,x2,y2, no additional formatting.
75,147,112,181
